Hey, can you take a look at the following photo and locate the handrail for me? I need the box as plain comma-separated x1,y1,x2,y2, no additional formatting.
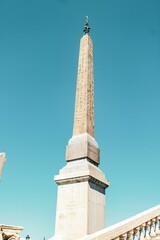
80,205,160,240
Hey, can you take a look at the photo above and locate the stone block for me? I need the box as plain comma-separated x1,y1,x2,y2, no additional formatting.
66,133,100,165
53,159,109,240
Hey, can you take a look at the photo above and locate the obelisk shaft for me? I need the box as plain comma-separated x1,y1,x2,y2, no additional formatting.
66,34,99,164
73,34,94,137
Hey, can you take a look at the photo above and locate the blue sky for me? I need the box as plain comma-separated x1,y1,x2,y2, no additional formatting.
0,0,160,239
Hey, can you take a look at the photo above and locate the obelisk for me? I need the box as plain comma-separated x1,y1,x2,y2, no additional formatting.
66,16,99,165
53,17,109,240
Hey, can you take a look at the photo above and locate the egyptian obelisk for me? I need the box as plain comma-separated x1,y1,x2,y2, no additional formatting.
53,17,109,240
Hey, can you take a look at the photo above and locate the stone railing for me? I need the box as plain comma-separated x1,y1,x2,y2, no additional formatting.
80,205,160,240
0,224,23,240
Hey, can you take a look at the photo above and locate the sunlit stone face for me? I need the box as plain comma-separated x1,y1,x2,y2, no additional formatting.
66,34,100,164
0,152,6,177
73,34,94,137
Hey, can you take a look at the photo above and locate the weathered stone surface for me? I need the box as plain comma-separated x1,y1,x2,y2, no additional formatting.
66,34,100,165
73,34,94,137
55,159,109,187
66,133,100,164
0,224,23,240
53,159,109,240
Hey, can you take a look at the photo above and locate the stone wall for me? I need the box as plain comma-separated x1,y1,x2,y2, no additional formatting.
0,224,23,240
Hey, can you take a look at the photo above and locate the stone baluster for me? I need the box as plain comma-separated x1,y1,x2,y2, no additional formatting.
133,227,139,240
119,233,127,240
78,206,160,240
127,230,133,240
140,224,146,240
0,231,2,240
156,217,160,240
150,219,156,240
145,221,152,240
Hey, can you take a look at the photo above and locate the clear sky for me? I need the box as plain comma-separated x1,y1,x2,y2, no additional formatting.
0,0,160,239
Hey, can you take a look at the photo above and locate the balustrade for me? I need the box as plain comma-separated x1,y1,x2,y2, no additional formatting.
80,205,160,240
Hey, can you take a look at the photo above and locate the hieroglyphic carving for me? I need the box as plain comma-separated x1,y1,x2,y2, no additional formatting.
73,34,94,137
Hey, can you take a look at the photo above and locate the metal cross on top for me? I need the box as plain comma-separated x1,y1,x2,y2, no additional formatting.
83,16,90,34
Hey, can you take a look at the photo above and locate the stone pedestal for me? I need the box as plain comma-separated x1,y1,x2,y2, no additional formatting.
53,159,109,240
66,133,100,165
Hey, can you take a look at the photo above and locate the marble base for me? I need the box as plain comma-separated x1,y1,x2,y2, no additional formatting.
53,159,109,240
